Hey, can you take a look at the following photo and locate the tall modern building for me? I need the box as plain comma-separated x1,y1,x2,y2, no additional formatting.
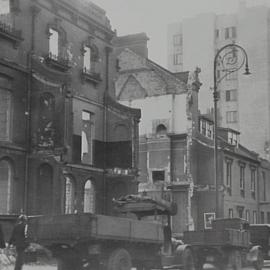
167,1,270,160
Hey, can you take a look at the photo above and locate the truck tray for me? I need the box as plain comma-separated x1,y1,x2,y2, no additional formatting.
184,229,250,248
28,214,164,246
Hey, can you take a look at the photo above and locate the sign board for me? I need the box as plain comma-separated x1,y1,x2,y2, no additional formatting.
204,212,216,229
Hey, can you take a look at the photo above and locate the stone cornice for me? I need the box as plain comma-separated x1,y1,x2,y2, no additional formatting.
0,58,28,73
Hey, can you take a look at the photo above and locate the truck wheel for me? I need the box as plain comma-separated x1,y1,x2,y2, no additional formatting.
107,248,132,270
183,248,195,270
228,250,242,270
253,249,264,270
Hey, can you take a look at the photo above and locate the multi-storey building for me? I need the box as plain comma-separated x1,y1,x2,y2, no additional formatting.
115,34,270,234
0,0,140,221
167,2,270,160
114,33,201,233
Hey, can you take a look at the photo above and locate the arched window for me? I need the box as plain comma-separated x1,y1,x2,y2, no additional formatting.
64,176,75,214
0,159,13,214
83,179,95,213
37,164,53,214
156,124,167,137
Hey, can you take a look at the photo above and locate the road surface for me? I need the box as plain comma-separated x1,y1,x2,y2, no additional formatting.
2,260,270,270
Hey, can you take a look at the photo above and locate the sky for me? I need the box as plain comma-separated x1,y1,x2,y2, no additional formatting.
92,0,245,67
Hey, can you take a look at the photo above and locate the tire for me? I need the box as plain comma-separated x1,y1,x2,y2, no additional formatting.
183,248,195,270
228,250,242,270
107,248,132,270
253,249,264,270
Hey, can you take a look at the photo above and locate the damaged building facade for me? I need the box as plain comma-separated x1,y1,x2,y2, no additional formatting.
114,34,270,234
114,34,202,233
0,0,140,218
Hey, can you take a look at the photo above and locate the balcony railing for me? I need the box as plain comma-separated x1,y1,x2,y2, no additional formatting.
0,14,23,47
45,52,71,72
105,167,137,176
81,67,101,85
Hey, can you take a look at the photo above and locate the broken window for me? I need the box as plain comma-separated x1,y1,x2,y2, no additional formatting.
0,0,11,26
65,176,75,214
81,110,94,164
83,179,95,213
152,170,165,182
81,38,99,78
49,28,59,59
38,92,55,149
0,159,13,214
156,124,167,137
83,46,91,73
0,88,11,141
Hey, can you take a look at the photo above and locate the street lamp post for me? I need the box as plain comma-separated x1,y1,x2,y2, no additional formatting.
213,43,250,218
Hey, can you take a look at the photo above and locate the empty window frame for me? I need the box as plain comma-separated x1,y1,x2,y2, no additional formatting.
152,170,165,182
200,119,213,139
156,124,167,137
49,28,59,59
83,46,92,73
228,131,238,145
81,110,94,165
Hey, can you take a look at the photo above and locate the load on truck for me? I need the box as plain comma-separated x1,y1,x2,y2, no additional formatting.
27,194,195,270
184,218,264,270
249,224,270,259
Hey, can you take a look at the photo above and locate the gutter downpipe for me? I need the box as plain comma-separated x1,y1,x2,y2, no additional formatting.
24,5,38,214
102,46,111,214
